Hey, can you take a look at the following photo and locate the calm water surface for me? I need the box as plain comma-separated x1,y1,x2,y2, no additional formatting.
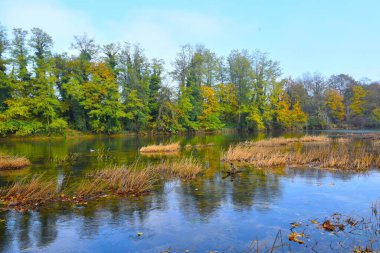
0,133,379,252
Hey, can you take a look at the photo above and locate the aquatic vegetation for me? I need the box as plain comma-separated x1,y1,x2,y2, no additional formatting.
224,137,380,170
139,143,180,153
0,156,202,211
185,143,215,149
95,147,112,161
91,165,157,196
150,157,202,180
0,155,31,170
74,178,107,199
0,175,55,211
49,152,78,165
241,135,330,147
72,158,202,199
139,151,180,157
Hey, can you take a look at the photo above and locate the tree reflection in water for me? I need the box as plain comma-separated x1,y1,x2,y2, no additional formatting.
0,133,378,252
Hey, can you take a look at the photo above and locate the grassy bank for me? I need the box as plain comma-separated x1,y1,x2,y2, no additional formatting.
0,128,239,140
223,136,380,170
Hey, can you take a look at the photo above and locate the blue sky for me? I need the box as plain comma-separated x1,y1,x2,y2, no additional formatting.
0,0,379,81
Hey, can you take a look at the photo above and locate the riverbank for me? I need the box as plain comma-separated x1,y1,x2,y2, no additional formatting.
2,127,380,141
0,128,240,141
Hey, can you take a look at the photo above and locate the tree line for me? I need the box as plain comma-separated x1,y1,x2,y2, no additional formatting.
0,25,379,136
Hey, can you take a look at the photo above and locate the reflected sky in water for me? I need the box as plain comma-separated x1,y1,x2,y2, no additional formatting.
0,133,379,252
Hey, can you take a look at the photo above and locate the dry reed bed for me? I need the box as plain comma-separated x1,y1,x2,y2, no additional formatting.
77,165,157,199
149,157,202,180
139,143,180,153
224,137,380,170
0,157,202,211
240,135,330,147
0,176,55,211
0,155,31,170
185,143,215,149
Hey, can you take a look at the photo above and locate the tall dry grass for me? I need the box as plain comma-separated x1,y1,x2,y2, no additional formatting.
150,157,202,180
0,175,55,210
0,155,31,170
75,178,107,199
224,137,380,170
240,135,329,147
92,165,157,196
139,143,180,153
0,156,203,211
76,157,202,199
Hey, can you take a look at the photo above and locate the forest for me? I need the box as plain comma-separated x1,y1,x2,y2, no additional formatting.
0,24,379,136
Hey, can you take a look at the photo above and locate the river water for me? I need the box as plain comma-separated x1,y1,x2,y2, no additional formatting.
0,132,379,252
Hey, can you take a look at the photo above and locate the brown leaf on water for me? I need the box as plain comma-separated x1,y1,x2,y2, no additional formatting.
291,222,302,228
288,231,304,244
322,220,335,231
310,219,319,224
353,246,374,253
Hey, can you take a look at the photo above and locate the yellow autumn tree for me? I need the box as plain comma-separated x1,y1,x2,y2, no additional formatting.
291,101,308,126
324,89,345,121
276,92,293,128
276,92,308,128
199,86,224,130
349,85,367,116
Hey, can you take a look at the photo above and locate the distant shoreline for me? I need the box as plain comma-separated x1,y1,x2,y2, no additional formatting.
1,127,379,140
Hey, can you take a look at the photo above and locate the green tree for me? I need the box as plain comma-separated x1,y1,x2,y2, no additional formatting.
148,58,164,125
0,24,11,111
102,42,120,76
81,63,125,133
250,50,281,128
63,34,99,131
177,85,199,131
119,43,151,129
171,44,193,88
29,28,66,134
154,86,183,133
227,50,253,129
0,28,66,136
11,28,30,81
124,89,150,131
215,83,238,126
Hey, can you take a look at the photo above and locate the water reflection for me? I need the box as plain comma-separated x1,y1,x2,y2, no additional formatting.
0,133,379,252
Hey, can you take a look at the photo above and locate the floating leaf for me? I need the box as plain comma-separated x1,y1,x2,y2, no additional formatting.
288,231,304,244
322,220,335,231
310,219,319,224
291,222,301,228
137,232,143,236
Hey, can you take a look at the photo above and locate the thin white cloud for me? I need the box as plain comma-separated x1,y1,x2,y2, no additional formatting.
0,0,96,53
104,8,228,66
0,0,257,76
